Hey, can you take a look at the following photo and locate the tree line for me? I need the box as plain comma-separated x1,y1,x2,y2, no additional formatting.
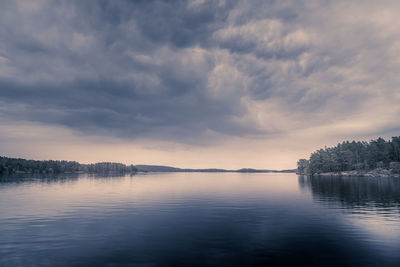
297,136,400,175
0,156,137,175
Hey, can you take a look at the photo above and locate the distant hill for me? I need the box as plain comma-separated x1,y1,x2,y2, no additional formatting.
136,165,296,173
236,168,296,173
135,165,183,172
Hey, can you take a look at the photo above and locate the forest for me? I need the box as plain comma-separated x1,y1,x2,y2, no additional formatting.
0,157,137,175
297,136,400,175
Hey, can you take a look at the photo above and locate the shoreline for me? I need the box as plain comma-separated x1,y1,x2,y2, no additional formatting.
313,168,400,178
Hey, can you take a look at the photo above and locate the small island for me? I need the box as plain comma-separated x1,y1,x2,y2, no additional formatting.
0,157,138,175
297,136,400,177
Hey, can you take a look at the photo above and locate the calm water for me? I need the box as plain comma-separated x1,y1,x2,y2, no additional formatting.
0,173,399,266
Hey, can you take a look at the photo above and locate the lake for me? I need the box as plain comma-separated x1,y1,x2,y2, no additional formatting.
0,172,399,266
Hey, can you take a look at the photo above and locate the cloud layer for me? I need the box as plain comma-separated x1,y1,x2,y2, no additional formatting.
1,0,400,167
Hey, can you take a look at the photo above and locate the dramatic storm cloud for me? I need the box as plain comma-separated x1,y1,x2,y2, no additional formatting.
1,0,399,168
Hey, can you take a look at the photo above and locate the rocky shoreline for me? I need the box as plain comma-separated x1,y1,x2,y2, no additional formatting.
314,168,400,178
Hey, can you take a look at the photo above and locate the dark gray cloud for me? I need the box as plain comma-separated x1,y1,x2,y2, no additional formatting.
0,0,399,145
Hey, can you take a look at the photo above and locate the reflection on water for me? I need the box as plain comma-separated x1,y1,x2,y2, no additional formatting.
0,173,399,266
299,175,400,209
299,175,400,263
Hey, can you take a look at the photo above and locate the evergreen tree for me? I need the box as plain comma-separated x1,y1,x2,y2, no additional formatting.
298,136,400,175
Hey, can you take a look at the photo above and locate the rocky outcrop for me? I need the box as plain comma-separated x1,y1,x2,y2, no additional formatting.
316,168,400,178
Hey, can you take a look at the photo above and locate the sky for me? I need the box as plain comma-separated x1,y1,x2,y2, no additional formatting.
0,0,400,169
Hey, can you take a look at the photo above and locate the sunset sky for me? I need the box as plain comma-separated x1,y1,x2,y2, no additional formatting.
1,0,399,169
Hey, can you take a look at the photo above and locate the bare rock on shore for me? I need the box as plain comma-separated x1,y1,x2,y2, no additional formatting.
316,168,400,178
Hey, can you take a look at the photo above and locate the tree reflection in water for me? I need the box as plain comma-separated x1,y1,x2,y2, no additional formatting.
299,175,400,212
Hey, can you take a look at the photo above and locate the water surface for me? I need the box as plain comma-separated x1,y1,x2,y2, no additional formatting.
0,173,399,266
